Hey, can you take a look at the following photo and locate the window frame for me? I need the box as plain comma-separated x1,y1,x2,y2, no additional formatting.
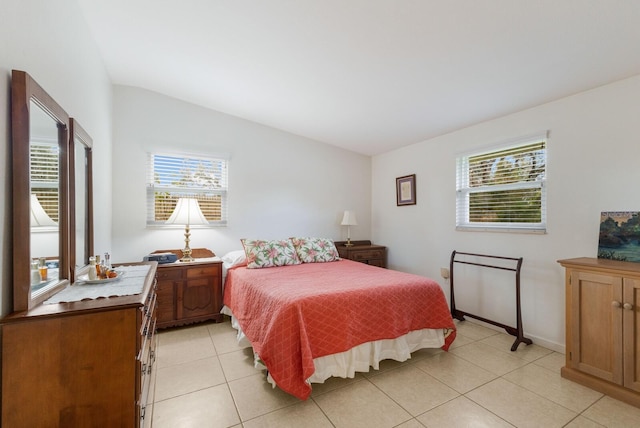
456,133,547,234
146,152,229,228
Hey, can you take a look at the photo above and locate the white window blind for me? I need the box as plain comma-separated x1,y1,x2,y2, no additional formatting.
456,133,547,233
146,153,228,227
30,141,60,223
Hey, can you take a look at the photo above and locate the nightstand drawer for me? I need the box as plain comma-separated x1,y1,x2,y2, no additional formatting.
156,268,183,281
367,259,386,268
351,249,385,261
186,266,219,279
335,241,387,268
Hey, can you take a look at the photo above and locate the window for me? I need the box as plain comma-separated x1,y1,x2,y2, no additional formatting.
146,153,228,227
30,140,60,225
456,133,547,233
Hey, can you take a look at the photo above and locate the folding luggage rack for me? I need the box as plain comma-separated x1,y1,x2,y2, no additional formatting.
449,250,532,351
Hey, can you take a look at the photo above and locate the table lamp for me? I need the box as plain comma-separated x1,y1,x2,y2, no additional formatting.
341,210,357,247
166,198,208,262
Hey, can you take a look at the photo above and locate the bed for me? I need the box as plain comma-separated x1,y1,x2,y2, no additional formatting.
221,240,456,400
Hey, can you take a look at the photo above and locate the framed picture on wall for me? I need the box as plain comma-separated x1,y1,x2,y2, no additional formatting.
598,211,640,262
396,174,416,206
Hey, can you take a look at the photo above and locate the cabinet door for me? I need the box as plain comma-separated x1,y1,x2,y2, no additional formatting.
570,270,623,384
623,277,640,392
155,277,177,325
177,266,221,320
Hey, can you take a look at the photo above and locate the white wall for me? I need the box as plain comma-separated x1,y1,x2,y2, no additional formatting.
372,75,640,352
0,0,113,316
110,86,371,263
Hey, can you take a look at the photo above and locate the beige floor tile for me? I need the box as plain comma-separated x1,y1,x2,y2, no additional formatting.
581,395,640,428
208,321,251,354
243,400,333,428
394,419,426,428
450,342,528,376
218,347,261,381
313,379,412,428
157,326,217,368
503,363,603,413
415,351,497,393
454,320,500,341
155,356,227,402
152,384,240,428
564,415,606,427
533,351,566,372
447,331,475,349
480,333,553,361
417,396,514,427
466,378,577,428
228,373,300,421
367,364,459,416
158,323,213,346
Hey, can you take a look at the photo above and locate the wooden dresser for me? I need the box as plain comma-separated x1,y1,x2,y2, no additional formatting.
153,248,223,329
558,257,640,408
335,240,387,268
1,261,158,427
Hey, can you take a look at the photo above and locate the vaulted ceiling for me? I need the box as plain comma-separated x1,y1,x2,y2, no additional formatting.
77,1,640,155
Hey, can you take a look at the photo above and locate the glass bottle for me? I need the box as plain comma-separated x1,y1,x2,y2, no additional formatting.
31,260,40,284
38,257,48,281
88,256,97,280
95,254,101,278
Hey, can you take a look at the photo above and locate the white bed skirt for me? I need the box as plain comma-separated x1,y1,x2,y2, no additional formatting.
221,305,445,387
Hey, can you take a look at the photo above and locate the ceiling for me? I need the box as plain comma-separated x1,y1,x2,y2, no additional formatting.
76,1,640,156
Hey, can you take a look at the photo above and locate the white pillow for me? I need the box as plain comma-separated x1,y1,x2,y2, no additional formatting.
221,250,247,269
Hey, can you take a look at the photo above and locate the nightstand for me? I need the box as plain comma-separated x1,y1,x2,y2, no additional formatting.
152,248,223,329
335,240,387,268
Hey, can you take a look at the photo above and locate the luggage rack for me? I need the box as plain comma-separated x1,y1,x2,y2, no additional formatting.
449,250,532,351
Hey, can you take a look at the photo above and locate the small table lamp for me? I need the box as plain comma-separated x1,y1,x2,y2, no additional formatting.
166,198,208,262
30,194,57,227
341,210,357,247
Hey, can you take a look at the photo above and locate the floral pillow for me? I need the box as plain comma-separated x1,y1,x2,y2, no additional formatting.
241,239,301,269
290,237,340,263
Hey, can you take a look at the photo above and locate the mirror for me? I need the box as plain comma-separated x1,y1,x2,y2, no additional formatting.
12,70,70,311
69,118,94,283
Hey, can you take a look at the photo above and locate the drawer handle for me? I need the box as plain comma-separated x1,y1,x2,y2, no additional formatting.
623,302,633,310
612,301,621,308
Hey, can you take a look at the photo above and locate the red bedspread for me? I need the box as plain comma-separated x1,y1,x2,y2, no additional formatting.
223,259,456,399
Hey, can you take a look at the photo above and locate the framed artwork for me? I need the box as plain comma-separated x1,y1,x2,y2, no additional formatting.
396,174,416,206
598,211,640,263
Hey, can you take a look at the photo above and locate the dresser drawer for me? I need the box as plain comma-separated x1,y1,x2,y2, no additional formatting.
156,268,183,281
351,249,385,261
186,266,219,279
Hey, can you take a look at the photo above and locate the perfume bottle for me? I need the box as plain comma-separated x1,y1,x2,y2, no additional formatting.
88,256,97,280
31,260,40,284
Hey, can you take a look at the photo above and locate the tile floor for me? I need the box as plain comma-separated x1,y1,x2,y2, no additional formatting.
149,319,640,427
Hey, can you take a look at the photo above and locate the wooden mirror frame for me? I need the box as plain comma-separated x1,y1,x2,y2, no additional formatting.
69,118,94,283
11,70,70,311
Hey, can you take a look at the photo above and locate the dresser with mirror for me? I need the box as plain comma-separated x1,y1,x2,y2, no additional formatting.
1,70,158,427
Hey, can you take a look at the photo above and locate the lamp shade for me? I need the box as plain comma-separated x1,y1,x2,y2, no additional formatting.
166,198,208,226
340,210,358,226
30,194,57,227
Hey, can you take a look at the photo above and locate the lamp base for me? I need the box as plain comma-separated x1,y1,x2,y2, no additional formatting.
180,225,195,262
344,238,354,247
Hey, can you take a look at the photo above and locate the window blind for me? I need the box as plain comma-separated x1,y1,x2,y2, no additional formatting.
456,134,547,233
146,153,228,227
30,141,60,222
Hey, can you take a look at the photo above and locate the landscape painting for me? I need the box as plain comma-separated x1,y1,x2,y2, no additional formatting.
598,211,640,262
